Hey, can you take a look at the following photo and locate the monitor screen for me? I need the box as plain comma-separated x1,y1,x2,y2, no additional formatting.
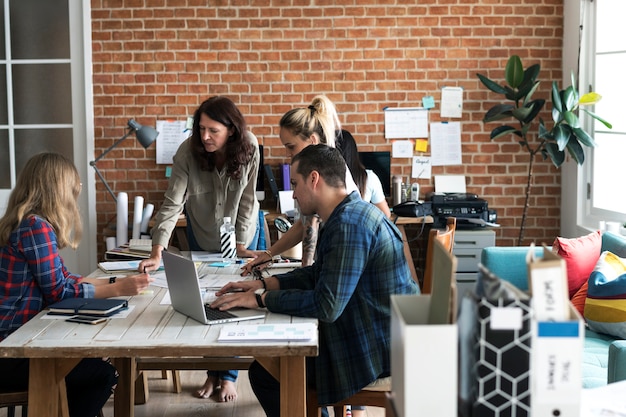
358,151,391,197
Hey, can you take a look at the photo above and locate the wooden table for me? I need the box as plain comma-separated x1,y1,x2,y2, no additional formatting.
392,215,434,284
0,263,318,417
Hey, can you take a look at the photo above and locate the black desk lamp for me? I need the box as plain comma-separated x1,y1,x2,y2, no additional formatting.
90,119,159,202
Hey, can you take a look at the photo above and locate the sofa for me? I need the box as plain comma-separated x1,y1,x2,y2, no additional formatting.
480,231,626,388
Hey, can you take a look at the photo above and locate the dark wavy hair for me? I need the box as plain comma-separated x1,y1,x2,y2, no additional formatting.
190,96,253,179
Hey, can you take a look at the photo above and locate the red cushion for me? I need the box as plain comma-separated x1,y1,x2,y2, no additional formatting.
552,230,602,298
570,280,588,317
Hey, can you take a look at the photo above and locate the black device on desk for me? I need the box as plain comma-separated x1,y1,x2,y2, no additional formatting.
427,192,496,229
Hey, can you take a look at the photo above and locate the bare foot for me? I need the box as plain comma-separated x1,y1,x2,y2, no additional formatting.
195,375,219,399
218,379,238,402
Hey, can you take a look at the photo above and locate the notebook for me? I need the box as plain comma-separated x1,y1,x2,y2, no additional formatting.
47,298,128,317
162,250,266,325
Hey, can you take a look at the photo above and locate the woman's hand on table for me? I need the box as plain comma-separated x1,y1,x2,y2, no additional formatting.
138,245,164,272
116,273,154,296
240,251,272,276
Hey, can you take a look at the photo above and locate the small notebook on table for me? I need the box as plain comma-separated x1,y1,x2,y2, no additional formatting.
47,298,128,317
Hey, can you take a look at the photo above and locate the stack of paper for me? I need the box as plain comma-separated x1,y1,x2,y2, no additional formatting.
218,323,317,342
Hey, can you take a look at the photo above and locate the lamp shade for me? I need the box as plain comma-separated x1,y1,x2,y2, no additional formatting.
128,119,159,148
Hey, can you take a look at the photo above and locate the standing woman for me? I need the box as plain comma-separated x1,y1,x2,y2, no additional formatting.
0,153,152,417
139,95,260,402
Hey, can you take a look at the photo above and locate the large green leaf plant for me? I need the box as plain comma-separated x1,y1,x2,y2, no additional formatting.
477,55,612,245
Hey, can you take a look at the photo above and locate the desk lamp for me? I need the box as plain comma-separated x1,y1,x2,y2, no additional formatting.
90,119,159,202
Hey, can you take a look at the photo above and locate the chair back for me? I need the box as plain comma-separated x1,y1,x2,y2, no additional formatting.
422,217,456,295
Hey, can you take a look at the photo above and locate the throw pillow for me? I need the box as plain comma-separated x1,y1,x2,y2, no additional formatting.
553,230,602,298
584,251,626,338
570,280,588,318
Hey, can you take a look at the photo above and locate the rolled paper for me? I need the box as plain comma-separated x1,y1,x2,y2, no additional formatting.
105,236,117,251
140,203,155,233
116,192,128,246
132,196,144,240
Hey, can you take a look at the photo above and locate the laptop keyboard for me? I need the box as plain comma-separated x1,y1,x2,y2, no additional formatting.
204,305,237,321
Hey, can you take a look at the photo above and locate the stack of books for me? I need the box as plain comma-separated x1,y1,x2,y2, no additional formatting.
104,239,152,261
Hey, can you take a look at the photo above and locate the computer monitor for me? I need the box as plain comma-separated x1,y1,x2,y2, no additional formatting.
358,151,391,197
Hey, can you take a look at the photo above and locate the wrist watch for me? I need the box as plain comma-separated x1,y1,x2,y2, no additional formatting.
255,289,266,308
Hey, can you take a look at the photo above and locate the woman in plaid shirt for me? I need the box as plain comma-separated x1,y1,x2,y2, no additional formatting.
0,152,152,417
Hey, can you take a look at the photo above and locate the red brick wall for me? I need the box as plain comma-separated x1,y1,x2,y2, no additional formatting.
91,0,563,259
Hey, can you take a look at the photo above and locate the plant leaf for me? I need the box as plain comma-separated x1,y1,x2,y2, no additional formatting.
581,108,613,129
566,136,585,165
579,92,602,105
522,99,545,123
563,111,580,128
512,106,533,122
553,124,570,151
505,55,524,88
490,125,519,140
521,81,541,106
544,142,566,168
572,127,597,147
477,73,508,95
484,104,515,122
563,85,578,111
552,81,563,113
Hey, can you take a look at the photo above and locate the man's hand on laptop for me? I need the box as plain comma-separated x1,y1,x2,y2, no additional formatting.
211,281,261,311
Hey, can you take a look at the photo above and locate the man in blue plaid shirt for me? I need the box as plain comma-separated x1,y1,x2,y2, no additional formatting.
212,144,420,417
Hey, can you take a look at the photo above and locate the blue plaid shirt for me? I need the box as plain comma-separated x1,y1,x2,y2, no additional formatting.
0,216,93,341
264,192,419,404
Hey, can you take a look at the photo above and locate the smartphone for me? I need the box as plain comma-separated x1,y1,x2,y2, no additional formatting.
66,315,108,325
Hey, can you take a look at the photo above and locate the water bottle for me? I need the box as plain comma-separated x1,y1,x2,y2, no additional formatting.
220,217,236,259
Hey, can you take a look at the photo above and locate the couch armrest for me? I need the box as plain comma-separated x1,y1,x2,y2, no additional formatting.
608,340,626,383
480,246,544,292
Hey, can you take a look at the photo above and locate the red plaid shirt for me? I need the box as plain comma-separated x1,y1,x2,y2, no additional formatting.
0,215,93,341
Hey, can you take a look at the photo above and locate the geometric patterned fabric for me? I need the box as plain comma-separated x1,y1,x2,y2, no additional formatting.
473,298,532,417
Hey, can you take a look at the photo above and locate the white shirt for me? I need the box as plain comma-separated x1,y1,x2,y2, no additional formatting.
363,169,386,204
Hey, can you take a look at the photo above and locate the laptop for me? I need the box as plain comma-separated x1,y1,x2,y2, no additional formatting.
162,250,266,325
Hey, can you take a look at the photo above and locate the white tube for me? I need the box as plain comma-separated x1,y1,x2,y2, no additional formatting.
116,192,128,246
140,203,155,234
132,196,144,240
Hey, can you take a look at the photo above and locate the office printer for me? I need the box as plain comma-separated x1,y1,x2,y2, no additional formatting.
427,192,496,229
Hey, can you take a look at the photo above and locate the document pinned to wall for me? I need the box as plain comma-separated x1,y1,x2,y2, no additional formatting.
411,156,431,179
392,140,414,158
440,87,464,118
430,122,462,166
156,120,190,164
383,107,429,139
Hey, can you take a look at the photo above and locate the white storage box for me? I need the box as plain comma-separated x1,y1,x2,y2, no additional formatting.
390,294,457,417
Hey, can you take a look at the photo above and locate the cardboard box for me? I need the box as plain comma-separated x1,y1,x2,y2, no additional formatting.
390,295,457,417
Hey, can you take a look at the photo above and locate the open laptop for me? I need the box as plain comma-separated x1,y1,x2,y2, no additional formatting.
162,250,266,325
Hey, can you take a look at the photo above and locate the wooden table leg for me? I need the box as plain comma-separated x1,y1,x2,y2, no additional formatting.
398,224,419,285
28,358,79,417
280,356,306,417
113,357,136,417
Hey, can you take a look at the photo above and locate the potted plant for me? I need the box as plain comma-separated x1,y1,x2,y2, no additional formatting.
477,55,612,245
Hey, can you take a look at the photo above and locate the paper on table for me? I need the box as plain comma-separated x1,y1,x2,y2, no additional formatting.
218,323,317,342
581,379,626,416
191,251,225,262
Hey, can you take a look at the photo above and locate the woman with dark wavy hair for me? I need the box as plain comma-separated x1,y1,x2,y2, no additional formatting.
140,96,260,402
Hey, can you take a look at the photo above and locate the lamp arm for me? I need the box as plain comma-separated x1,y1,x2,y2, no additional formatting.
91,128,135,164
90,161,118,202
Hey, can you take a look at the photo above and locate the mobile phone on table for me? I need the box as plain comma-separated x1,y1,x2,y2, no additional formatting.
66,315,108,325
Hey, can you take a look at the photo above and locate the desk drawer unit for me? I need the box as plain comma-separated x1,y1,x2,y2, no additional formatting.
453,230,495,309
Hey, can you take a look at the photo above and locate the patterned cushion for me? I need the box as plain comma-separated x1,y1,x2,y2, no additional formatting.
584,251,626,338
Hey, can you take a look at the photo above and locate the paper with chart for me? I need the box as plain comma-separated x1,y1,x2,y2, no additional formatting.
156,120,190,164
218,323,317,342
384,107,429,139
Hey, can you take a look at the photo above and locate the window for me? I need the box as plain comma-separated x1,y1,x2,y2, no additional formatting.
583,0,626,224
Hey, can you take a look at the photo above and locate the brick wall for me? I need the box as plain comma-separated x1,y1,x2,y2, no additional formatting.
91,0,564,259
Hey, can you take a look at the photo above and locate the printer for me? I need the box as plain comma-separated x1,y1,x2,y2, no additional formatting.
427,192,496,229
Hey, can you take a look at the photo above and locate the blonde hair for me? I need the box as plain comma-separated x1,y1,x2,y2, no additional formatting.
279,95,341,148
0,153,83,249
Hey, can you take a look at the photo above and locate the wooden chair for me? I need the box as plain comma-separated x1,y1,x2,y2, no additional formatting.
421,217,457,294
0,391,28,417
0,391,103,417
